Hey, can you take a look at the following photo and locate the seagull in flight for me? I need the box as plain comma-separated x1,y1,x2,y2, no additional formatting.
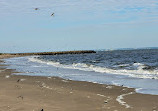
35,8,39,10
51,13,55,16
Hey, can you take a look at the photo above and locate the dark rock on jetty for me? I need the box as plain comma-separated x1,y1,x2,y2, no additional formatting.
2,50,96,56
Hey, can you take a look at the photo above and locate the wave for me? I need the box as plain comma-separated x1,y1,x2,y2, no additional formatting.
28,56,158,79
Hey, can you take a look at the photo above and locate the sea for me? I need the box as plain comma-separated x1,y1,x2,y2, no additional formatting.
2,49,158,95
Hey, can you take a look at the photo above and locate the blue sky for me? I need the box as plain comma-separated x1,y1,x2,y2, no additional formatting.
0,0,158,53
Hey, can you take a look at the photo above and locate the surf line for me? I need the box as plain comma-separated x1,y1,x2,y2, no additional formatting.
0,69,6,73
116,92,135,108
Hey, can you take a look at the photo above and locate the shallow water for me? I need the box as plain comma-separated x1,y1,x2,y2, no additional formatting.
3,49,158,95
35,49,158,79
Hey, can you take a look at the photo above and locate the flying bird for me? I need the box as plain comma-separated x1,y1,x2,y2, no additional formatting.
35,8,39,10
51,13,55,16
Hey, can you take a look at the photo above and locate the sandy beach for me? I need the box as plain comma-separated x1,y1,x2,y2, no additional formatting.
0,55,158,111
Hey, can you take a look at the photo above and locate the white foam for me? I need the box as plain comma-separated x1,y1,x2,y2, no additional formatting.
135,88,143,92
28,57,158,79
4,56,158,95
32,65,42,67
116,92,135,108
106,86,113,89
62,80,69,82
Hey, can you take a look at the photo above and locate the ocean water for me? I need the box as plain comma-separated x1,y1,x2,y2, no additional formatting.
3,49,158,95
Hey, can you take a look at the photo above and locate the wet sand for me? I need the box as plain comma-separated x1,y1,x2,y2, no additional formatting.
0,55,158,111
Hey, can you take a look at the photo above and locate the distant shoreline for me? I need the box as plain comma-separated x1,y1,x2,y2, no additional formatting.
1,47,158,55
0,50,96,56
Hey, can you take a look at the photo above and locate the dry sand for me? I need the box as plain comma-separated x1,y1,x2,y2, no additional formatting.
0,55,158,111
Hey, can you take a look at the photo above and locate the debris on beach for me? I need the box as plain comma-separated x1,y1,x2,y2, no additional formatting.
17,79,26,82
15,85,23,89
47,77,52,79
104,100,108,104
17,95,23,100
97,94,106,97
5,75,10,78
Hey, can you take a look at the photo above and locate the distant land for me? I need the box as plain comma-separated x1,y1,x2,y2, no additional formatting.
0,47,157,55
0,50,96,55
97,47,158,51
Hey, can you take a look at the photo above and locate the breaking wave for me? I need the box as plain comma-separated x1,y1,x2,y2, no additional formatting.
29,56,158,79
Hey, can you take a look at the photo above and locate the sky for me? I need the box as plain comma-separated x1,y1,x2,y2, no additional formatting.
0,0,158,53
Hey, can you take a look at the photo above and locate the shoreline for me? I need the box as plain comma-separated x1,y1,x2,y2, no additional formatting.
0,55,158,111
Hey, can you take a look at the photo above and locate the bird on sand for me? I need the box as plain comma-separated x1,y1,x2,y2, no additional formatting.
17,79,20,82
